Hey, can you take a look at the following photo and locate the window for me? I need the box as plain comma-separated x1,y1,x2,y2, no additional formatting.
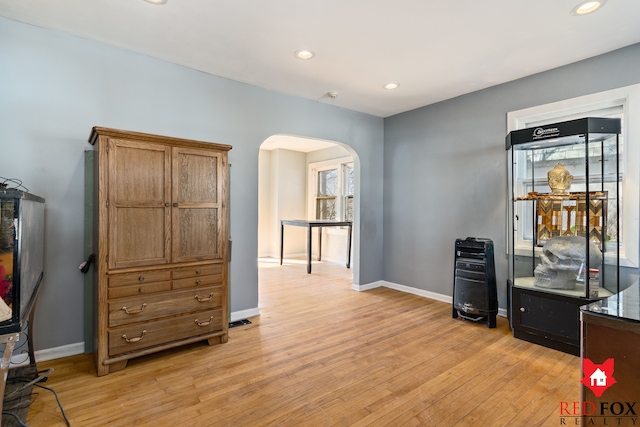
343,164,354,222
508,84,640,267
309,156,354,222
316,168,337,220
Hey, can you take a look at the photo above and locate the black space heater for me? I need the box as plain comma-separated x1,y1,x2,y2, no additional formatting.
452,237,497,328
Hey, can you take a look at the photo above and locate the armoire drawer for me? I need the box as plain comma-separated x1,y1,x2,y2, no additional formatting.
108,308,223,356
172,264,223,280
109,270,172,287
173,274,224,290
108,281,172,299
108,285,224,327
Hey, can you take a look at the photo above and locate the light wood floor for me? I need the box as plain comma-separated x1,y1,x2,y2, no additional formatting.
26,258,580,426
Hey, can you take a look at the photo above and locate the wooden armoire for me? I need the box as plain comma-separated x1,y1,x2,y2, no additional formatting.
88,127,231,376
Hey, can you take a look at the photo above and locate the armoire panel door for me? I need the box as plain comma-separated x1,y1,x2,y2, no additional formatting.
108,139,172,269
172,147,225,263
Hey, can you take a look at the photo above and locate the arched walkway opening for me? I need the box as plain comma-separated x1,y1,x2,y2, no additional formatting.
257,134,360,298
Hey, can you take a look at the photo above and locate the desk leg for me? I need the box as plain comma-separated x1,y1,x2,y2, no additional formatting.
280,222,284,265
307,225,312,274
318,227,322,261
346,223,352,268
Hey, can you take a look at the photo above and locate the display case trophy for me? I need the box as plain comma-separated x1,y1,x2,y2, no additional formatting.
532,162,606,249
547,162,573,194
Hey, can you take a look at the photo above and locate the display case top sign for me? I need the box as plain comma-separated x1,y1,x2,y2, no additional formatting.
505,117,621,150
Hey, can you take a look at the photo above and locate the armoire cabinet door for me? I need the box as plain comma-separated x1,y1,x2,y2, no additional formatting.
107,139,172,269
171,147,226,263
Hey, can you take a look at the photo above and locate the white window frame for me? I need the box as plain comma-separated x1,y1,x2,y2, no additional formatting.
342,163,355,222
507,84,640,268
308,156,354,225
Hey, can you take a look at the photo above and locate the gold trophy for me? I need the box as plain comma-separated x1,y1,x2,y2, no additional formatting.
547,162,573,194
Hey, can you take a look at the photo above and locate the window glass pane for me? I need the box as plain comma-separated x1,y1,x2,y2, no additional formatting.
318,169,337,197
345,197,354,222
347,166,354,196
317,199,336,220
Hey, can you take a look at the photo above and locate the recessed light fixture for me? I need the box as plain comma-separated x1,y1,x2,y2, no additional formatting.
144,0,167,4
384,83,399,90
295,50,315,60
571,0,606,16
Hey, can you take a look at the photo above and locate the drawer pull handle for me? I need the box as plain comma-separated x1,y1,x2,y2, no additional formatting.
196,269,201,275
520,307,526,313
122,330,146,343
139,287,145,293
139,276,145,282
196,279,202,285
121,303,147,315
195,316,214,327
195,293,214,302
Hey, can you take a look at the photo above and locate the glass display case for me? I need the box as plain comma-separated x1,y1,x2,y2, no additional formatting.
0,189,45,334
506,117,621,355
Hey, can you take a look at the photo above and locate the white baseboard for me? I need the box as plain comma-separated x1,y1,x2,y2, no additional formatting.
11,342,85,366
382,280,453,304
34,342,85,363
230,307,260,322
352,280,384,292
275,252,307,260
356,280,508,318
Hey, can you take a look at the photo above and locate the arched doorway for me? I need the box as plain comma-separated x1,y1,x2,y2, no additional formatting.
257,134,360,291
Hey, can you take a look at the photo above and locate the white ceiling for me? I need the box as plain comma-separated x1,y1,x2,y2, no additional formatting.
1,0,640,119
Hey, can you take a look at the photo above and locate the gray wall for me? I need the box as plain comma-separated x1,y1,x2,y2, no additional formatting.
383,43,640,309
0,17,384,351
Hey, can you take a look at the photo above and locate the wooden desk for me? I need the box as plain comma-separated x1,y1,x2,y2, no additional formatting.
280,220,352,274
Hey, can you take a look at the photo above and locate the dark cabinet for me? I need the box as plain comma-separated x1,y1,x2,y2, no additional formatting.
510,284,586,355
580,282,640,425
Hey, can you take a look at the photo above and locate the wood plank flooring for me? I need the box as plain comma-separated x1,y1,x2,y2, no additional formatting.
25,258,580,426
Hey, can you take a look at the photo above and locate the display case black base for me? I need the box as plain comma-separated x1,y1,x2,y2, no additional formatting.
512,328,579,356
509,282,592,356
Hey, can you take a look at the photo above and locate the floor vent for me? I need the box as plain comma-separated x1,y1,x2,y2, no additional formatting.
229,319,252,328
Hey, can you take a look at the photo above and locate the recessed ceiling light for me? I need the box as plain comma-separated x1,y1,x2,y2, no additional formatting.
571,0,606,15
295,50,315,60
144,0,167,4
384,83,399,90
